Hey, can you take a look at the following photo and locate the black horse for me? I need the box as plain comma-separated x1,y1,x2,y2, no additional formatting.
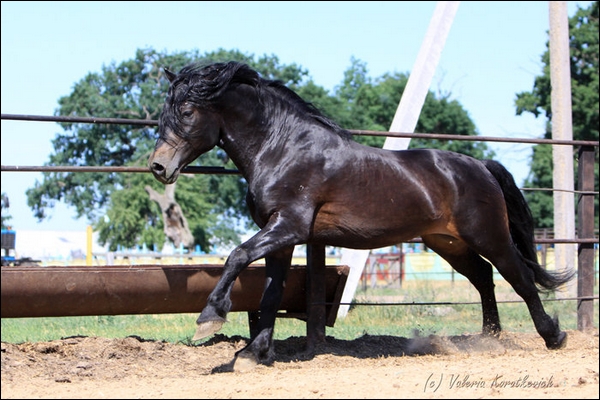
148,61,573,369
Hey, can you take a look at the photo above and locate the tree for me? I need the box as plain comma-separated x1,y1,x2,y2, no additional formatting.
515,1,599,228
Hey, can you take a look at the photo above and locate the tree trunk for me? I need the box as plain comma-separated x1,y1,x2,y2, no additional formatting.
145,183,194,249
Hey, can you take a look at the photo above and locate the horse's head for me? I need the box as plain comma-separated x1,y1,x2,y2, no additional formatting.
148,67,222,184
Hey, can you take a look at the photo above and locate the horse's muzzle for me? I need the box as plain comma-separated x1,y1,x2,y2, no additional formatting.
149,161,178,184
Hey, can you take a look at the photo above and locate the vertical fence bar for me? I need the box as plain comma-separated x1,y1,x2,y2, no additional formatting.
306,243,326,351
576,145,596,330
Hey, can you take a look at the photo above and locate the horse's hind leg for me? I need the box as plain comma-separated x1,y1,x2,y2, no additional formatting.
487,250,566,349
233,246,294,371
423,235,501,335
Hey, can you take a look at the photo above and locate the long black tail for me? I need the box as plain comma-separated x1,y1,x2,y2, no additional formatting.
483,159,575,292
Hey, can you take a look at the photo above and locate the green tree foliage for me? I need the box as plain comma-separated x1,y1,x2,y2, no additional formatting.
94,172,164,251
26,48,491,252
331,57,494,159
1,193,12,229
523,145,555,227
515,1,599,228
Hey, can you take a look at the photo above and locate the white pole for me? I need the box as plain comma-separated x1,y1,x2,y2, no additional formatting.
549,1,576,297
338,1,460,318
384,1,460,150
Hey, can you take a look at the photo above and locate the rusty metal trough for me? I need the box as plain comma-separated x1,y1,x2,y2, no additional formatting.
1,264,349,329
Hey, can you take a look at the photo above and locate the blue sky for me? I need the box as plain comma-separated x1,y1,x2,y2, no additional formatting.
1,1,592,232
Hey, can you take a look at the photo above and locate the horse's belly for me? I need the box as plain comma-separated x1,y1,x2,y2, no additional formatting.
313,233,413,250
311,211,430,249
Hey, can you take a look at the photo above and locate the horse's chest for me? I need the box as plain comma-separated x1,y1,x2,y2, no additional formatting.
245,184,284,220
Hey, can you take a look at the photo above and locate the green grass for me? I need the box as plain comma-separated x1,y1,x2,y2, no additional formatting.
1,280,597,344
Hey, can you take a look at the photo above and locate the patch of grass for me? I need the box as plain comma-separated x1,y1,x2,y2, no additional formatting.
1,279,597,344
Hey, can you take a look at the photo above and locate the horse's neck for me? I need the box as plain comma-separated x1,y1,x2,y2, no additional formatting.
218,88,303,179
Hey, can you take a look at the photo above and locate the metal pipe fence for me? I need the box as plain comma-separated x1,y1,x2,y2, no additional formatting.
1,113,598,325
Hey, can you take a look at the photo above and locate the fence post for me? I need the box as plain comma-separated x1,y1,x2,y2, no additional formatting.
577,145,596,331
306,243,326,351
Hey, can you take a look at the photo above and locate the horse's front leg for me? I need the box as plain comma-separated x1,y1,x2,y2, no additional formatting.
233,246,293,371
193,211,307,341
192,249,247,340
192,244,263,340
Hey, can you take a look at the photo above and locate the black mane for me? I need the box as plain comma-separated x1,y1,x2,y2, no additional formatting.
167,61,352,139
172,61,259,104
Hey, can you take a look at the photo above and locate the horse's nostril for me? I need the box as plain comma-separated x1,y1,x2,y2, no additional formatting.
151,162,165,173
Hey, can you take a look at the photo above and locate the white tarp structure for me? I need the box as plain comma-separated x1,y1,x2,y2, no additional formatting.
11,229,106,261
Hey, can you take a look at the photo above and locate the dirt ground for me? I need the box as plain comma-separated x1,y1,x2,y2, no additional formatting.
1,328,598,399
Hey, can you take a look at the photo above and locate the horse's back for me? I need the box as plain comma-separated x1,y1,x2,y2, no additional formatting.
333,145,496,198
310,146,506,247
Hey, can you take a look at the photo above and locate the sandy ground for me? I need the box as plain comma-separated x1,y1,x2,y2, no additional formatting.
1,328,598,399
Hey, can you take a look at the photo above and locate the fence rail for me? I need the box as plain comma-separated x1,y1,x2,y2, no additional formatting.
2,113,599,147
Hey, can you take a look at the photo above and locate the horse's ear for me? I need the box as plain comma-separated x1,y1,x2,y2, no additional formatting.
164,68,176,83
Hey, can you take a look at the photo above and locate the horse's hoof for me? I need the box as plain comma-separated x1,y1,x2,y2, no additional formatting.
233,350,259,373
546,331,567,350
192,320,224,341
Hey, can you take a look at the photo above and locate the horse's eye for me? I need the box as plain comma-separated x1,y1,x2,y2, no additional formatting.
181,110,194,118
